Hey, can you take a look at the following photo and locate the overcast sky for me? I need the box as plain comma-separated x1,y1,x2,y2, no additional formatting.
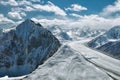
0,0,120,29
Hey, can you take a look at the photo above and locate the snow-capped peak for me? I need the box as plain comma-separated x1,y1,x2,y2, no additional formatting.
0,19,61,77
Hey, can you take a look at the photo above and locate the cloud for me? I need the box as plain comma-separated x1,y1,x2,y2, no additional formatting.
3,0,66,16
11,6,34,12
65,4,87,12
31,18,69,27
70,13,83,18
8,12,23,20
32,14,120,30
0,14,14,24
0,0,32,6
32,1,67,16
17,0,32,6
31,0,42,3
0,0,18,6
100,0,120,17
25,6,35,11
20,12,26,17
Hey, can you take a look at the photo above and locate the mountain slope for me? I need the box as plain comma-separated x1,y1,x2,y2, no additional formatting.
88,25,120,48
97,41,120,59
0,19,61,77
23,45,112,80
88,25,120,59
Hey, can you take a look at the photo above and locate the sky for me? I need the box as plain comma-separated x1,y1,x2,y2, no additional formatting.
0,0,120,29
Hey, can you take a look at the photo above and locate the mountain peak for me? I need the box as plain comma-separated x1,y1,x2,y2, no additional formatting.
15,19,43,44
0,18,60,77
16,19,42,34
24,19,34,24
19,19,42,28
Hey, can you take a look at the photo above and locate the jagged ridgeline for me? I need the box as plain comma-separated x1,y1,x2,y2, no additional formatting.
0,19,61,77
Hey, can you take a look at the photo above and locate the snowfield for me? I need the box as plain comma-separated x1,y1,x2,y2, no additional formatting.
68,39,120,80
22,45,112,80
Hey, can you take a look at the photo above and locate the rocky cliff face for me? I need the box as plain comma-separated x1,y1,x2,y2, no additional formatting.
0,19,61,77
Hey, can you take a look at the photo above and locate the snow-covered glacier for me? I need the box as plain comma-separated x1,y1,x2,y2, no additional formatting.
0,19,61,77
23,45,112,80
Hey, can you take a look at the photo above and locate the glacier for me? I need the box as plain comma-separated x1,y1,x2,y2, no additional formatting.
23,45,112,80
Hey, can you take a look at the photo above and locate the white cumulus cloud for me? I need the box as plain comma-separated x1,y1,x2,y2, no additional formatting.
0,14,14,24
8,12,23,20
100,0,120,17
32,1,67,16
65,4,87,12
0,0,66,17
0,0,18,6
70,13,83,18
32,14,120,30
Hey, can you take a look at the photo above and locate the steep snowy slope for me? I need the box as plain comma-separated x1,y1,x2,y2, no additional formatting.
23,45,112,80
97,41,120,59
88,25,120,48
88,25,120,59
0,19,61,77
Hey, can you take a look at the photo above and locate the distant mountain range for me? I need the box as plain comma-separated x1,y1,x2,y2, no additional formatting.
47,25,106,41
